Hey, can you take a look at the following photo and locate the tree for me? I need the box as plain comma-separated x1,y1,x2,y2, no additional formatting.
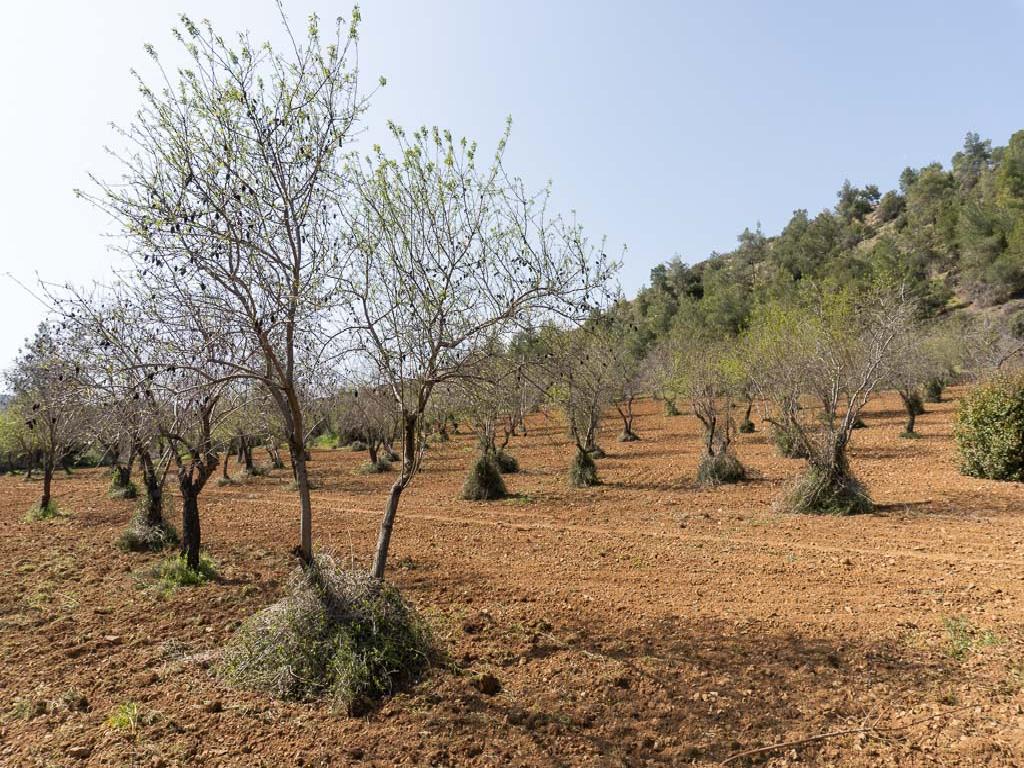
745,284,916,514
340,122,615,577
4,324,87,515
78,8,369,563
544,324,616,485
672,330,746,484
597,309,647,441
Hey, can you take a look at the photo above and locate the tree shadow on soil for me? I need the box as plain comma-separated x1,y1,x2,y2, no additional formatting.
408,571,958,767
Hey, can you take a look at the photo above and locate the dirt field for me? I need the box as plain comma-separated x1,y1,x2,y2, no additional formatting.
1,390,1023,767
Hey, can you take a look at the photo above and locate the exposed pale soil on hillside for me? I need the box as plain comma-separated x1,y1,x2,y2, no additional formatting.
1,391,1023,767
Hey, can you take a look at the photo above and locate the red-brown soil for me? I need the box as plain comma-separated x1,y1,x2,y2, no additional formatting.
1,391,1023,767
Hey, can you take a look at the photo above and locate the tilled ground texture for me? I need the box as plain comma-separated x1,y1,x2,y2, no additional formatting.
1,391,1023,767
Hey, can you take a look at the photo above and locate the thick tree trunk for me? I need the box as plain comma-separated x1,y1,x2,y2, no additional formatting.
368,442,379,464
139,452,165,528
242,442,254,473
371,414,416,579
222,450,230,479
113,464,132,489
905,406,917,434
180,489,201,572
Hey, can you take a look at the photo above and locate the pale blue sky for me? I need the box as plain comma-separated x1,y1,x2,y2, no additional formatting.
2,1,1023,367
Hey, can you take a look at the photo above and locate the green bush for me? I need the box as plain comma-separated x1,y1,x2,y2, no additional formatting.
955,373,1024,481
462,454,507,500
569,450,599,487
219,555,434,714
663,399,680,416
116,511,179,553
696,451,746,487
781,465,872,516
493,449,519,473
772,425,809,459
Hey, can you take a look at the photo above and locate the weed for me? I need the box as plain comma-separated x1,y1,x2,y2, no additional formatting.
140,553,217,593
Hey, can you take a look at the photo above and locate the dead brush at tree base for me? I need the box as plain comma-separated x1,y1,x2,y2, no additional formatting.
24,502,65,522
116,511,179,553
696,452,747,487
781,466,872,516
570,450,600,487
462,455,507,500
358,458,393,475
219,554,434,715
493,449,519,473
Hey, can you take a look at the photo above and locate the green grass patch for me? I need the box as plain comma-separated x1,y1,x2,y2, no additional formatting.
943,616,1000,660
24,502,66,522
139,553,217,592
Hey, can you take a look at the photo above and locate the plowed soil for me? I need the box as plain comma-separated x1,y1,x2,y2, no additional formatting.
1,391,1023,767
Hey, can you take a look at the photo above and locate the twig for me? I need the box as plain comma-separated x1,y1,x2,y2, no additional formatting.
721,704,975,765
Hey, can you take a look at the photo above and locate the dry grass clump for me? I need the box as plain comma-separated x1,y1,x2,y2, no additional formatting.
781,465,872,516
569,450,599,487
219,554,434,715
462,454,507,500
696,451,746,487
358,458,393,474
116,510,179,553
493,449,519,473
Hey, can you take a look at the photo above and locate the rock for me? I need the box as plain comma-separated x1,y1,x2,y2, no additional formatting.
471,673,501,696
202,700,223,713
67,745,92,759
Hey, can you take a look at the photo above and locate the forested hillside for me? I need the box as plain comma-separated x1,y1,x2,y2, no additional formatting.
626,130,1024,344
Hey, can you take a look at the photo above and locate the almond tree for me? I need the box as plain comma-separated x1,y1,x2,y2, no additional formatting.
4,324,88,515
78,9,369,563
340,122,615,578
672,331,747,484
745,284,916,514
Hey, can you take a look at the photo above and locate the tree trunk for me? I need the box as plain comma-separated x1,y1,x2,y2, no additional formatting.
180,488,201,572
139,451,164,528
291,441,313,563
222,450,230,479
40,454,54,510
268,442,284,469
368,442,379,464
113,464,132,489
371,414,416,579
242,441,254,473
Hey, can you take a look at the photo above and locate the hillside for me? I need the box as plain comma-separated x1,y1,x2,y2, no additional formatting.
627,130,1024,344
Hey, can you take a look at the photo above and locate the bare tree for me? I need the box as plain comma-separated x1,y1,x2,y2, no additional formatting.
340,122,615,578
77,9,369,563
4,324,88,514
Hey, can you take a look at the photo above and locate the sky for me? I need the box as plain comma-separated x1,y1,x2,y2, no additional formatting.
1,0,1023,369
